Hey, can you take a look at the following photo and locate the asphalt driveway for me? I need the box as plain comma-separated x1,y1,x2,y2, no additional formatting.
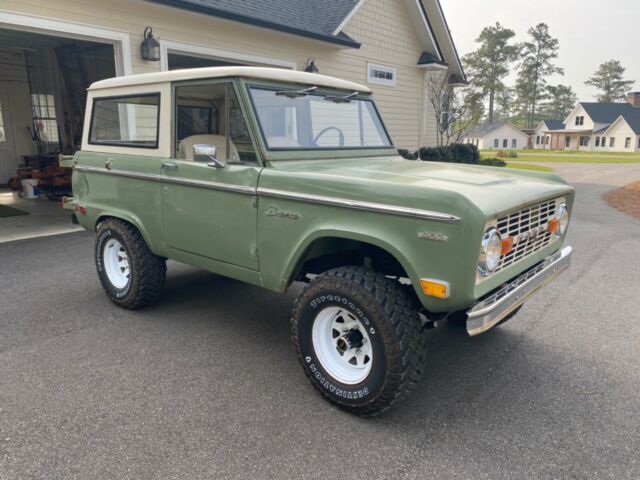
1,167,639,479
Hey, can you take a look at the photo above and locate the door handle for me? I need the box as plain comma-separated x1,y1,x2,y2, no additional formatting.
161,162,178,171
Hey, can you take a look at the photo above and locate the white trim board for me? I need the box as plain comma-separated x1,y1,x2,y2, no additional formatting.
332,0,366,35
0,10,132,76
159,39,296,71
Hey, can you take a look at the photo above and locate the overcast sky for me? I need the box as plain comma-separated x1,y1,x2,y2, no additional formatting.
440,0,639,101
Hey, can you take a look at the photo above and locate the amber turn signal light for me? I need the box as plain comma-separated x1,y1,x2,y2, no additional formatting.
548,218,559,234
501,237,513,255
420,279,450,299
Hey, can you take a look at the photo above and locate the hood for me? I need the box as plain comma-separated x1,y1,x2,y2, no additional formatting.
261,156,573,219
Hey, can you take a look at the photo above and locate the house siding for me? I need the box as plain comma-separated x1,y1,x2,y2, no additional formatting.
0,0,443,150
597,118,639,153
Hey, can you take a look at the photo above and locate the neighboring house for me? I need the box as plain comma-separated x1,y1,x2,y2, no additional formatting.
0,0,466,184
536,92,640,152
532,120,565,150
464,122,529,150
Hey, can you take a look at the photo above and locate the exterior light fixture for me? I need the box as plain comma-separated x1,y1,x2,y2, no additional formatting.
141,26,160,61
304,57,319,73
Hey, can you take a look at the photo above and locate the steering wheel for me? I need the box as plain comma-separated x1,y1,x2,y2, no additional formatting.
313,126,345,147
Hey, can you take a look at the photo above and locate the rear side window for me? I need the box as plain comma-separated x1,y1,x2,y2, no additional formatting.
89,94,160,148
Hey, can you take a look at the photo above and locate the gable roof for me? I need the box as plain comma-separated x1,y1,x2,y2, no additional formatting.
580,102,637,125
600,114,640,135
148,0,362,47
544,119,565,130
466,122,526,138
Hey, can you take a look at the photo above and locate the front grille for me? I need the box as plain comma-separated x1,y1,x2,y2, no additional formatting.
495,198,558,272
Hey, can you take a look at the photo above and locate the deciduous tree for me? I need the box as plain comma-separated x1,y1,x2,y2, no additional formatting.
542,84,577,120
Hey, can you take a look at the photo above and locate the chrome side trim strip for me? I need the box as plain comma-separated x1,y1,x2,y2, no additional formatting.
161,176,256,195
75,165,160,182
74,165,256,195
75,165,460,221
257,188,461,222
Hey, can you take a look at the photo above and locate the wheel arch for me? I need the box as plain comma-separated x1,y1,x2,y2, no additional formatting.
284,229,419,289
95,212,159,254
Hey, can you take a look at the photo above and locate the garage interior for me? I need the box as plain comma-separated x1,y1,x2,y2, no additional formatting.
0,28,115,241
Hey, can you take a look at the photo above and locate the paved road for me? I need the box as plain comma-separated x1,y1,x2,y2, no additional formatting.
1,171,640,479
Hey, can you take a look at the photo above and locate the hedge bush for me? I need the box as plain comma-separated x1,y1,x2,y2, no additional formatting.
398,144,506,168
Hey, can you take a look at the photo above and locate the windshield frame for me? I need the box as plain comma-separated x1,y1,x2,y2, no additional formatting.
245,83,395,153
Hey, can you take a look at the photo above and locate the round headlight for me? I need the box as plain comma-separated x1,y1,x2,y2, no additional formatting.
478,228,502,276
555,203,569,238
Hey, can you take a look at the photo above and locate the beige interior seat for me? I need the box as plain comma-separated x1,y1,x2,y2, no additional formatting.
178,134,240,161
267,136,300,148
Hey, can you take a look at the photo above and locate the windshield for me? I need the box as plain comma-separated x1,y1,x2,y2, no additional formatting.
248,86,393,150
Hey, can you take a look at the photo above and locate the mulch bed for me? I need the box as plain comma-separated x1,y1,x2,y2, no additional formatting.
604,182,640,219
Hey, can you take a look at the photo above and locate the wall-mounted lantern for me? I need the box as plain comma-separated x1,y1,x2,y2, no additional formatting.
304,57,319,73
141,26,160,61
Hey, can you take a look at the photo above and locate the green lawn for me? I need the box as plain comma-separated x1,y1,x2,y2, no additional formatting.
482,149,640,158
481,151,640,163
506,163,554,172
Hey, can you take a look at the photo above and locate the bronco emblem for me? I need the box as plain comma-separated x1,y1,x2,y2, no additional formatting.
266,205,299,220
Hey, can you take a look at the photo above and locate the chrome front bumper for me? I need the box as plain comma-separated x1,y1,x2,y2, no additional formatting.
466,246,573,336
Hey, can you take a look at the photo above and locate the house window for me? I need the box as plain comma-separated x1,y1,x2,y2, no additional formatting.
625,137,631,148
545,136,550,145
31,93,60,147
367,63,396,87
579,136,590,147
90,93,160,148
601,137,607,147
638,137,640,149
512,139,517,148
609,137,615,148
575,116,584,126
536,135,540,145
595,137,600,147
493,139,499,148
502,139,508,148
565,136,571,148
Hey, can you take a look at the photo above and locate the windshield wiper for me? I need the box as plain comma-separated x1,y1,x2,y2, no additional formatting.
323,91,359,103
275,86,317,98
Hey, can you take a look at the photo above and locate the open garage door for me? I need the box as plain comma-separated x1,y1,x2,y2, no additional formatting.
0,28,116,242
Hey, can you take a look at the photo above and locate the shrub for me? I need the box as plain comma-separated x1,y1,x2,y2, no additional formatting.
397,148,418,160
496,150,518,158
479,157,507,167
417,143,480,164
398,144,505,167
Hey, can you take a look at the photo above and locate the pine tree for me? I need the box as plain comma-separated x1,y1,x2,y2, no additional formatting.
514,23,563,128
462,22,519,124
585,60,635,102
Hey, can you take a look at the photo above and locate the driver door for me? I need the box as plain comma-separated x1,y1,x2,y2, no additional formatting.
161,80,261,270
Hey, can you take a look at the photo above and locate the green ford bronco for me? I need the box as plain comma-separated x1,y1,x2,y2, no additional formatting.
64,66,573,415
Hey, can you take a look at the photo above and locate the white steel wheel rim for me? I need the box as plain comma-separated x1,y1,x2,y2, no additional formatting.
311,306,373,385
103,239,131,289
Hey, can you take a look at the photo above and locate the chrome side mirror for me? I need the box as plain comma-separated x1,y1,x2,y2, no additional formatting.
193,144,226,168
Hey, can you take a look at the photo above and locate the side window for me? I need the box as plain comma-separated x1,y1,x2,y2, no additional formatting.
90,94,159,148
174,82,257,163
493,139,499,148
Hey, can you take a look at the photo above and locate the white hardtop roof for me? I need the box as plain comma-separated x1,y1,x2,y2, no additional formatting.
88,66,371,93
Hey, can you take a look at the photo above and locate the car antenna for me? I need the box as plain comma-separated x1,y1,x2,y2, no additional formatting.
323,91,359,103
275,86,318,98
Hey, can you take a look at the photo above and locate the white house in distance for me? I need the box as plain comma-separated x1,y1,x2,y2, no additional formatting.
532,119,565,150
534,92,640,152
463,122,529,150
